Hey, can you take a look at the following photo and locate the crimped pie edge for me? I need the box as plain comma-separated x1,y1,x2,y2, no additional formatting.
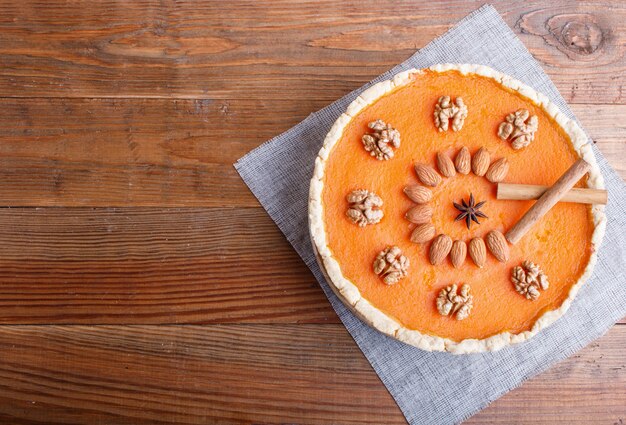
308,63,606,354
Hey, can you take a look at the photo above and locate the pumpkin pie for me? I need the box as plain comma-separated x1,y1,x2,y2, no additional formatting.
308,64,606,354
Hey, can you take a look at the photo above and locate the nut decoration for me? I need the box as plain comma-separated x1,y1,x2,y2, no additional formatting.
373,246,410,285
472,147,490,176
454,146,471,175
402,146,514,268
415,164,442,187
468,237,486,268
346,190,383,227
511,261,549,300
436,283,473,320
410,223,436,243
434,96,468,132
450,240,467,268
437,152,456,177
498,109,538,150
362,119,401,160
403,185,432,204
485,157,509,183
429,234,453,265
405,204,433,224
486,230,510,262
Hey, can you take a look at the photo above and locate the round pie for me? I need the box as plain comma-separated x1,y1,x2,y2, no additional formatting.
308,64,606,354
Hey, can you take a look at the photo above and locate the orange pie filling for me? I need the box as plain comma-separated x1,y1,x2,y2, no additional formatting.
321,70,595,341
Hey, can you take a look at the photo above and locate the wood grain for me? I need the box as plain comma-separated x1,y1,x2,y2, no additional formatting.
0,324,623,425
0,99,622,208
0,207,333,324
468,325,626,424
0,0,623,423
0,1,623,103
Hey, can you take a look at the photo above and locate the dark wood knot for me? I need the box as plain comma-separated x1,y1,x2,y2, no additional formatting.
548,14,604,55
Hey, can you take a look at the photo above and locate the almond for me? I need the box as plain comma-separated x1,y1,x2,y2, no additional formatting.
485,157,509,183
436,152,456,178
450,240,467,268
410,223,436,243
405,204,433,224
468,237,486,268
403,185,432,204
415,164,442,187
486,230,510,262
471,147,490,176
429,234,452,265
454,146,471,175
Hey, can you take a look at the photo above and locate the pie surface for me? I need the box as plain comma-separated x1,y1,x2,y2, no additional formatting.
308,64,606,353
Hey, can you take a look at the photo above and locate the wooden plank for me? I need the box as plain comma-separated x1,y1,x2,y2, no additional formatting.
0,97,329,165
0,0,623,103
0,324,623,424
469,326,626,424
0,207,334,324
573,104,626,177
0,96,308,207
0,324,401,425
0,98,622,208
0,206,622,326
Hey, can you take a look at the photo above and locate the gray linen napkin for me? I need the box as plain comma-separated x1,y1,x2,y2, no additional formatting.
235,5,626,424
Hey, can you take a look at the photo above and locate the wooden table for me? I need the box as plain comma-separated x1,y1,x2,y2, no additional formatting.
0,1,623,423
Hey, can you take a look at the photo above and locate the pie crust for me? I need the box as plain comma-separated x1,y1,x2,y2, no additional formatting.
308,64,606,354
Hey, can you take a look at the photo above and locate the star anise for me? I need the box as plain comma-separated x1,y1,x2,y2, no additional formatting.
453,193,487,229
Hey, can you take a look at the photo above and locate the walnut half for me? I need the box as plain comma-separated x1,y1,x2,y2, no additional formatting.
511,261,549,300
497,109,538,150
436,283,473,320
434,96,468,132
361,119,401,160
346,190,383,227
373,246,409,285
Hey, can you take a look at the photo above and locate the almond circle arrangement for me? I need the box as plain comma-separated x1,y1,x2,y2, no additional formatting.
308,64,607,354
349,114,573,316
405,146,512,269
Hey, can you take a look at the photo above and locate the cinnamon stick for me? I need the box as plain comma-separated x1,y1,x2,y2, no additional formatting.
497,183,607,205
505,159,591,244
